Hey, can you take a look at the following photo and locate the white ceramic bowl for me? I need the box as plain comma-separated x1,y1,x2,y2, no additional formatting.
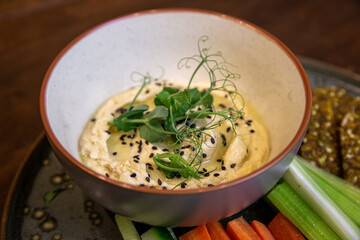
40,9,311,226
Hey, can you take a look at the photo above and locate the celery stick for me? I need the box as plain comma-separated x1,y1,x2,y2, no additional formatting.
296,155,360,204
305,166,360,226
141,226,176,240
267,181,340,240
285,159,360,240
114,214,141,240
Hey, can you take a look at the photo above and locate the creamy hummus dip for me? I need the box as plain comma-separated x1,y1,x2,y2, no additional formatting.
79,81,270,189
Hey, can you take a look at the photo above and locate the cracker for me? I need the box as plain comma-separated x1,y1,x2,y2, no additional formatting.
299,87,345,176
340,109,360,187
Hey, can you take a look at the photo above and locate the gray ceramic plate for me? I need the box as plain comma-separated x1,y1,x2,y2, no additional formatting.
2,57,360,239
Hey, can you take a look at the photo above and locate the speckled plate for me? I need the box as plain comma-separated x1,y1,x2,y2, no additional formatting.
2,58,360,239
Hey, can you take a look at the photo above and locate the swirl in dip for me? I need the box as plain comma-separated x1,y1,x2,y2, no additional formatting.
79,81,270,189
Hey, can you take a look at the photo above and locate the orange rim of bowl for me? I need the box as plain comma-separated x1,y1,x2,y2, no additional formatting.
40,8,312,195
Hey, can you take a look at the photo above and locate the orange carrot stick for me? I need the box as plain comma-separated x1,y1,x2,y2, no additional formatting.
251,220,275,240
179,224,212,240
226,216,261,240
206,221,231,240
268,213,305,240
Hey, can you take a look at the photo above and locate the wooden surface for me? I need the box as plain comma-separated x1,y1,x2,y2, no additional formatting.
1,0,360,227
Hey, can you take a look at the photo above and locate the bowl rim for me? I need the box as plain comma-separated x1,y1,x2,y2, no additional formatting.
40,8,312,195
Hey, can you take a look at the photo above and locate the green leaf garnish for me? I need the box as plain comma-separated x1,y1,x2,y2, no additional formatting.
112,104,149,132
153,153,202,180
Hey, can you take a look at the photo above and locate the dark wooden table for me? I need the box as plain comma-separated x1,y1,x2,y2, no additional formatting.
1,0,360,227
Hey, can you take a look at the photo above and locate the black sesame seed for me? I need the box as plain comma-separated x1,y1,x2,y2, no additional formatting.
204,173,210,177
112,152,117,155
214,173,220,177
203,168,207,172
245,120,252,126
211,137,215,144
208,184,214,187
90,118,96,122
191,147,196,151
122,142,127,145
116,107,126,113
250,129,255,133
146,163,152,166
152,146,158,150
181,145,191,149
226,127,231,133
157,179,162,185
145,140,149,145
111,113,115,117
133,155,140,159
145,176,150,182
163,186,167,190
231,163,236,168
202,153,207,158
128,134,135,139
180,151,184,156
177,119,185,125
216,159,222,162
162,148,169,152
105,130,111,134
139,184,145,187
240,115,244,120
181,183,187,188
149,153,154,158
207,115,212,119
190,123,196,128
130,173,136,178
138,140,143,153
105,173,109,177
198,171,204,174
148,166,154,170
145,89,150,94
219,103,226,108
129,143,134,147
120,134,126,140
221,134,227,146
155,82,162,86
221,160,224,165
235,122,239,126
221,166,226,170
133,159,139,163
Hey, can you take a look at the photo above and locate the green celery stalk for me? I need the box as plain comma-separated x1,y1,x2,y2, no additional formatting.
284,159,360,240
114,214,141,240
296,155,360,204
141,226,177,240
267,180,340,240
303,163,360,226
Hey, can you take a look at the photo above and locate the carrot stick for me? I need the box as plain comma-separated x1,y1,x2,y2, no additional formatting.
268,212,305,240
206,221,231,240
251,220,275,240
226,216,261,240
179,224,212,240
